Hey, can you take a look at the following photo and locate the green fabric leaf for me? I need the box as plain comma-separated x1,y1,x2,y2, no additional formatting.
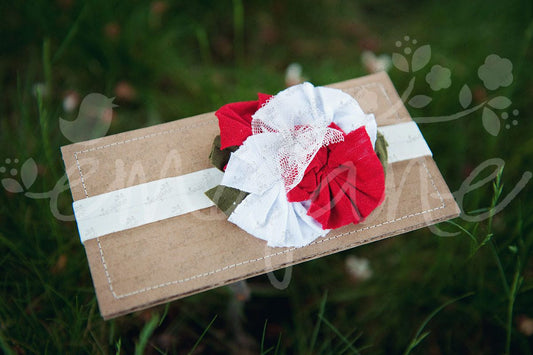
375,132,388,174
207,135,248,215
205,185,249,216
209,135,239,171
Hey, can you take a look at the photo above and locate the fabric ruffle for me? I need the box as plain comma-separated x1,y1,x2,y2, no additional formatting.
209,82,385,248
216,93,272,149
287,127,385,229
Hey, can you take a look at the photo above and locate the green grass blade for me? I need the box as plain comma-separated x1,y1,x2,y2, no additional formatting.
261,319,268,354
505,259,524,355
188,315,217,355
135,313,160,355
52,5,88,63
159,303,170,326
232,0,244,65
404,292,474,355
42,38,52,91
318,315,361,355
489,239,510,295
115,338,122,355
0,331,16,355
195,27,212,65
309,290,328,352
274,332,282,355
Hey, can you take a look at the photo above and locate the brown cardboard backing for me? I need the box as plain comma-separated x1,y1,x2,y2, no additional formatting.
61,72,460,319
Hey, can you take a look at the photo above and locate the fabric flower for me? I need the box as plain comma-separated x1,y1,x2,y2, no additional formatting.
287,126,385,229
425,65,451,91
477,54,513,90
215,93,272,149
214,82,383,247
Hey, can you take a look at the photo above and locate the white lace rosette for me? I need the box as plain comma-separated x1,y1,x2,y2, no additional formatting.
219,83,377,248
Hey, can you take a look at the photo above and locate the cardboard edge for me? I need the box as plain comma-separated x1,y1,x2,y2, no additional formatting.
60,71,405,157
327,72,412,126
59,112,217,162
103,208,461,320
99,156,460,319
58,73,462,319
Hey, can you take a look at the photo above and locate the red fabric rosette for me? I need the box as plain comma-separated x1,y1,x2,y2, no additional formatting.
215,93,272,149
287,125,385,229
214,93,385,231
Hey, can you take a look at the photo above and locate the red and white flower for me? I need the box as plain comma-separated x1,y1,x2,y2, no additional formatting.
215,82,385,247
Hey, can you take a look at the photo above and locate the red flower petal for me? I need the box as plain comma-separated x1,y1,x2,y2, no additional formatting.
287,147,327,202
215,93,272,149
287,122,344,202
308,164,364,228
290,127,385,229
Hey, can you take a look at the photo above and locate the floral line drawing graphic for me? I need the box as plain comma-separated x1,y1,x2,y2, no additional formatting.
387,36,531,239
1,157,31,194
60,93,117,143
1,158,75,221
392,37,518,136
2,92,119,221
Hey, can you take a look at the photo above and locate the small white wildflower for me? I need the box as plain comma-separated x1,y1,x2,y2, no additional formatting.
361,51,392,73
62,91,80,113
285,63,304,87
345,255,372,281
32,83,49,98
517,315,533,336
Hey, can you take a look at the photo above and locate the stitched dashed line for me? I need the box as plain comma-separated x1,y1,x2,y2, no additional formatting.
374,83,401,121
73,120,213,197
74,152,89,198
97,159,445,300
423,160,445,206
341,83,401,121
73,85,438,300
97,237,117,297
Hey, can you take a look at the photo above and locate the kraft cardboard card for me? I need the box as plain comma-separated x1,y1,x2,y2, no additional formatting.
61,72,460,319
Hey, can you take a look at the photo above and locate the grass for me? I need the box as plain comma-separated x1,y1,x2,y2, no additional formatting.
403,292,474,355
1,0,532,353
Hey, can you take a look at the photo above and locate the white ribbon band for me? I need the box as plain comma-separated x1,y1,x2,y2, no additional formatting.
73,121,431,243
73,168,224,243
378,121,432,163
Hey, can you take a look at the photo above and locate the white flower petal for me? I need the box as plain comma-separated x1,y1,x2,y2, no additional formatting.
318,86,377,145
228,181,328,248
221,133,281,194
